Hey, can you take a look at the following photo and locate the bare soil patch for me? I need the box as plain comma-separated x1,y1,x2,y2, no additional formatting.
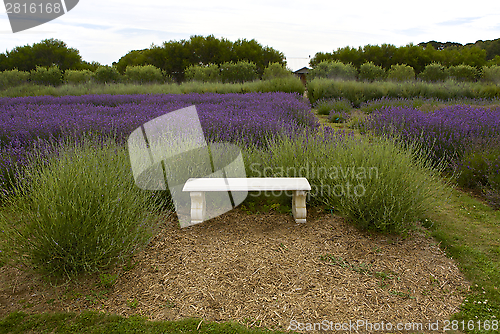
0,207,469,332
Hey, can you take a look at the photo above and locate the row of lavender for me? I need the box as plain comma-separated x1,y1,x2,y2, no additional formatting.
365,104,500,206
0,92,319,197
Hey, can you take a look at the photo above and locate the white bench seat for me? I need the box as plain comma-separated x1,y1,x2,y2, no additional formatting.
182,177,311,225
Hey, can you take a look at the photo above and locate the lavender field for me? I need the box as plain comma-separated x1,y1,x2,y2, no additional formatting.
365,104,500,206
366,105,500,164
0,92,318,145
0,92,318,197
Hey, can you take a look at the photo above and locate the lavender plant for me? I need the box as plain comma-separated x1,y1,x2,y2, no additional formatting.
1,135,164,276
244,129,447,233
314,98,352,116
365,105,500,165
365,104,500,205
0,93,318,199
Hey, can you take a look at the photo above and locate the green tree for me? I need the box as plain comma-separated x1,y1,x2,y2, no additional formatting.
187,35,232,66
335,46,363,68
262,62,293,80
124,65,164,83
94,66,121,83
359,61,386,82
231,38,284,76
0,54,8,71
448,64,479,81
3,39,82,71
219,60,258,83
419,63,448,82
460,46,487,68
29,65,63,86
76,60,101,71
309,60,357,80
481,65,500,84
0,69,30,88
387,64,415,82
363,44,397,69
487,55,500,66
64,69,93,84
311,41,489,75
114,50,148,74
184,64,220,82
392,43,430,74
162,40,192,82
113,36,285,82
310,52,334,67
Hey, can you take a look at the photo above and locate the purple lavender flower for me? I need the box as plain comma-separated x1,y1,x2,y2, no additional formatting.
0,92,319,198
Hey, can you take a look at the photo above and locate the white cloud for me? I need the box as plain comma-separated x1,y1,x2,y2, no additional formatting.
1,0,499,65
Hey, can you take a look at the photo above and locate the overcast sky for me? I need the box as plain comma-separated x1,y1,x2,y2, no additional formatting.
1,0,500,71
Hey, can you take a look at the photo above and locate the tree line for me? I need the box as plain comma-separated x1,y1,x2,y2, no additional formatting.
1,36,500,83
0,36,285,83
113,35,285,82
311,39,500,75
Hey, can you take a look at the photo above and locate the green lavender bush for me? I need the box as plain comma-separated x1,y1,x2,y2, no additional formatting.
0,135,164,276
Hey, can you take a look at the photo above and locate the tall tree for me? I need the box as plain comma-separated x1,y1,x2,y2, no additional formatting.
114,49,148,73
2,39,82,71
311,41,489,74
114,35,285,81
188,35,233,66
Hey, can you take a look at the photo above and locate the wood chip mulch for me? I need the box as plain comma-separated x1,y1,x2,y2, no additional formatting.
0,206,470,333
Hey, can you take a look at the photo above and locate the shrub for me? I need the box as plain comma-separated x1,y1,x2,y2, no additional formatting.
387,64,415,82
307,78,500,106
262,63,293,80
346,113,366,131
245,130,447,234
360,97,434,114
308,60,358,81
307,78,386,106
481,65,500,85
358,62,386,82
328,110,350,123
457,146,500,209
331,137,447,233
93,66,121,84
29,66,63,86
448,64,479,82
419,63,448,82
314,98,352,116
0,69,30,88
457,148,500,189
0,135,163,276
255,77,305,95
124,65,164,84
64,69,93,84
184,64,220,83
219,61,258,83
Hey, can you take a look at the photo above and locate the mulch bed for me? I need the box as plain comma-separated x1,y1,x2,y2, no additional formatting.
0,206,469,332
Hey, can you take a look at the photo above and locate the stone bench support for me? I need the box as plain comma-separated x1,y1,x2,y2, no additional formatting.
182,177,311,225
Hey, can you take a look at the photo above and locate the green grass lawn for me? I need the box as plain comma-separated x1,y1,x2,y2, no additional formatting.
427,188,500,329
0,312,290,334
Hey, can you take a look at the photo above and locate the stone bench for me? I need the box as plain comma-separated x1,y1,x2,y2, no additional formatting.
182,177,311,225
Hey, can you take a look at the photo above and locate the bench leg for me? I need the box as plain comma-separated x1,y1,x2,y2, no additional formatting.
190,191,206,225
292,190,307,223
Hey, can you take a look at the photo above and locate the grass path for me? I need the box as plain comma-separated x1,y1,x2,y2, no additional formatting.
427,188,500,328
